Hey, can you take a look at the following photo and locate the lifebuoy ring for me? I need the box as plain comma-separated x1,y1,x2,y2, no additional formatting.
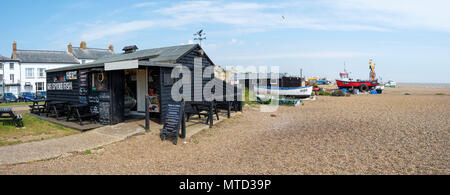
97,72,105,83
360,84,369,92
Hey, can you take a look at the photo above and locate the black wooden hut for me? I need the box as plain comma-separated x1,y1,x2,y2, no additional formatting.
46,44,241,125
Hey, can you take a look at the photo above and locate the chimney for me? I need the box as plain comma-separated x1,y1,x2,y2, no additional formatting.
68,43,73,54
122,45,138,54
80,41,87,50
11,41,18,60
109,44,114,53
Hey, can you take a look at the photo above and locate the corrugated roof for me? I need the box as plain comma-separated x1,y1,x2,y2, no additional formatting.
15,50,79,64
72,47,114,59
47,44,203,72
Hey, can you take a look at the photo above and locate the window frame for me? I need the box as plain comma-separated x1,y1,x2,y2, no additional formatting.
38,68,45,78
25,68,34,78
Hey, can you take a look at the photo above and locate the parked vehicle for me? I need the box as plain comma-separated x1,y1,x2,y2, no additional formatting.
36,91,47,100
18,92,36,102
0,93,18,103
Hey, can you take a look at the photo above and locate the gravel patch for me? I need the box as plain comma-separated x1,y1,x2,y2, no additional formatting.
0,85,448,175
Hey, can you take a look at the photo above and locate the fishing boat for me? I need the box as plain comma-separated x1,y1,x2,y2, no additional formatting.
254,85,313,98
336,59,379,92
384,80,397,88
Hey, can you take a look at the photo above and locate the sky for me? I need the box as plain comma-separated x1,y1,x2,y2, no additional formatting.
0,0,449,83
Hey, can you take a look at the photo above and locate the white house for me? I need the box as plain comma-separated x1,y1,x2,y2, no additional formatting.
0,54,21,95
7,41,114,95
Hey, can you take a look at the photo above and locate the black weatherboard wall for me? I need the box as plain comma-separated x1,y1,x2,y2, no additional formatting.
47,69,123,125
160,46,217,122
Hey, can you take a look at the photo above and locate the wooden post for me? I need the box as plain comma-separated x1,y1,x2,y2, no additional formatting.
227,101,231,118
209,101,213,128
145,95,150,132
180,101,186,139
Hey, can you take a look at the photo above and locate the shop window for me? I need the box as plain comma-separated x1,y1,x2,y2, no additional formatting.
92,72,108,91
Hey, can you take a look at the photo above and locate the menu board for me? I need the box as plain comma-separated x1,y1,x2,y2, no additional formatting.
163,102,184,136
79,70,89,104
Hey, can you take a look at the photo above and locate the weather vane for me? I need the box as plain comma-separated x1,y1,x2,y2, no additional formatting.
193,29,206,46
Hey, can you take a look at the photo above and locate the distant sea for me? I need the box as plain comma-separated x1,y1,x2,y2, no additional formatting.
397,82,450,89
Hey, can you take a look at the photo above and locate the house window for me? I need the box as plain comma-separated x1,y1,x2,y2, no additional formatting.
9,63,14,70
0,63,3,69
36,82,44,91
10,74,14,82
26,68,34,78
0,74,3,81
38,68,45,77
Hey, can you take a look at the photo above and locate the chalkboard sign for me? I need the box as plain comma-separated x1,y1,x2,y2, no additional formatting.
79,70,88,87
162,102,184,137
98,102,111,125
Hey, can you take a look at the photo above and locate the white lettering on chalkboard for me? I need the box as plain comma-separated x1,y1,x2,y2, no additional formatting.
47,82,73,91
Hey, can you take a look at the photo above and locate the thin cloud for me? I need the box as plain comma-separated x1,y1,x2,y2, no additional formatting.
227,51,369,60
77,0,450,41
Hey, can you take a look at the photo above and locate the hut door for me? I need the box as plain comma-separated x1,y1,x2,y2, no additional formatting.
136,68,148,112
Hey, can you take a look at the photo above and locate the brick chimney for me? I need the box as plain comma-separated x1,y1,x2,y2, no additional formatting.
80,41,87,50
11,41,18,60
68,43,73,54
109,44,114,53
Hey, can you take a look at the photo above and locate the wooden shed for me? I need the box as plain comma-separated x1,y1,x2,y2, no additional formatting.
46,44,241,125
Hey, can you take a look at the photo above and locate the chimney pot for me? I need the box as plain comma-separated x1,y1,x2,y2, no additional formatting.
109,44,114,53
13,41,17,52
68,43,73,53
80,41,87,50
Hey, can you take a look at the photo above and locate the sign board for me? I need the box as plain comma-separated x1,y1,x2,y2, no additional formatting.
79,70,88,87
105,60,139,71
47,82,73,91
66,71,77,80
163,102,184,136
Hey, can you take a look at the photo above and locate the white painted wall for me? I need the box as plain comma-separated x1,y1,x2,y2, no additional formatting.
0,61,21,95
19,63,78,93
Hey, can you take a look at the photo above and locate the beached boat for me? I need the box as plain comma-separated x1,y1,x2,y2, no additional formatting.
336,59,379,91
254,85,313,98
384,80,397,88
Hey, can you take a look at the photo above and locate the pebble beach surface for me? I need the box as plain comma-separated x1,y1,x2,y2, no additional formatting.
0,85,449,175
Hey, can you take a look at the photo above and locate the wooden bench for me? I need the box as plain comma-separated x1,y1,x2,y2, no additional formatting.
0,107,24,127
66,104,97,125
46,101,69,120
186,102,219,126
29,100,47,114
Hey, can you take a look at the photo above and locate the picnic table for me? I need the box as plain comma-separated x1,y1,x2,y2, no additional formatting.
66,104,97,125
46,101,69,120
186,101,220,127
29,100,47,114
0,107,24,127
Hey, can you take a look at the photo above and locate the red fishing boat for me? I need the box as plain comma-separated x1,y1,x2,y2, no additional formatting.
336,59,379,92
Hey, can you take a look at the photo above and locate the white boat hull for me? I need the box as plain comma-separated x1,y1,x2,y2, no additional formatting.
254,86,313,98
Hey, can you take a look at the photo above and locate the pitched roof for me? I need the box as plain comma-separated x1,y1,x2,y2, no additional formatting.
15,50,79,64
71,47,114,60
0,54,11,61
92,44,199,64
47,44,212,72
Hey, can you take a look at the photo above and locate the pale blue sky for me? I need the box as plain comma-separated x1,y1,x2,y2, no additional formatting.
0,0,449,83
